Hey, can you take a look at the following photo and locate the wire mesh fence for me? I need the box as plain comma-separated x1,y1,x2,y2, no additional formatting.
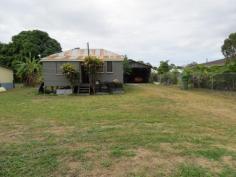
211,73,236,91
189,73,236,91
151,72,236,91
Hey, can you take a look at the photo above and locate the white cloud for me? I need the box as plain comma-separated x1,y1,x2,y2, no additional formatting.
0,0,236,65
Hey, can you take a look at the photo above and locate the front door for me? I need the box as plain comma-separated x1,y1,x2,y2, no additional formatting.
81,64,89,83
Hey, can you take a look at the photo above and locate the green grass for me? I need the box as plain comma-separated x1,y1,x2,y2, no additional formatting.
173,164,212,177
110,146,136,157
0,84,236,176
190,148,236,161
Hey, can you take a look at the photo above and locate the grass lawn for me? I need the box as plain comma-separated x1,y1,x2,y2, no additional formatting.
0,84,236,177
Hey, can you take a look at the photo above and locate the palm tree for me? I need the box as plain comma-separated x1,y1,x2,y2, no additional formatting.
15,55,41,86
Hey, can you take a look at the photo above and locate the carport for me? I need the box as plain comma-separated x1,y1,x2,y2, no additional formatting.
125,60,152,83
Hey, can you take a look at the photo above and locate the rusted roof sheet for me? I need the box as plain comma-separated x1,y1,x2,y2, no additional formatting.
41,49,124,62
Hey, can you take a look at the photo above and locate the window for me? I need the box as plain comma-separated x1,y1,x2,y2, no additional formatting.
107,61,113,72
97,64,104,73
56,62,63,74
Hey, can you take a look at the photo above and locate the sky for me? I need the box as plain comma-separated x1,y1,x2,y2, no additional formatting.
0,0,236,66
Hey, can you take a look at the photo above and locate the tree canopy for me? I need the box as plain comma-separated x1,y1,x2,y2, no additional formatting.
222,32,236,58
0,30,62,68
157,60,172,74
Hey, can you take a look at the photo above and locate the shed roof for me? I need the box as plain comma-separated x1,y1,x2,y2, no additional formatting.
128,59,152,68
41,48,124,62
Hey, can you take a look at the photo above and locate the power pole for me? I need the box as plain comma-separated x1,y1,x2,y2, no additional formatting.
87,42,90,56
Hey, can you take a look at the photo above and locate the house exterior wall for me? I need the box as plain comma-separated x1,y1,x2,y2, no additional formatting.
97,61,123,83
42,61,123,87
0,67,14,89
42,61,80,87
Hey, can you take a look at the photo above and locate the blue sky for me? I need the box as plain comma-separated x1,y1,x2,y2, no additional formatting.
0,0,236,66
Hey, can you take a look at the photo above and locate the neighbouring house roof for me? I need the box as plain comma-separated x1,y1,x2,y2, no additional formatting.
201,58,226,67
41,48,124,62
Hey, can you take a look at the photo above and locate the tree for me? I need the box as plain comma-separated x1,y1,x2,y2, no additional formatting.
62,63,80,89
123,55,131,75
0,42,13,67
222,32,236,59
15,55,41,86
186,62,198,67
224,59,236,72
157,60,171,74
84,56,103,94
0,30,62,68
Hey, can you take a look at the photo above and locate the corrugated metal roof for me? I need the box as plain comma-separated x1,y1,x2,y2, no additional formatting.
128,59,153,68
201,58,236,66
41,49,124,62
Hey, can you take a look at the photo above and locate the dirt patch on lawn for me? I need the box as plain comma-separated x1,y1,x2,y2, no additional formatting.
193,157,222,173
0,123,26,143
44,120,75,136
0,130,24,143
48,126,74,136
67,160,81,174
222,156,236,168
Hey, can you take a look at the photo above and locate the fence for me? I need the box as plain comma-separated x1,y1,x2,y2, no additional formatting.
190,73,236,91
211,73,236,91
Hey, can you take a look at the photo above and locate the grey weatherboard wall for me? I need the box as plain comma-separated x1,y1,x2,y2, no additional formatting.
42,61,123,87
96,61,123,83
42,61,80,87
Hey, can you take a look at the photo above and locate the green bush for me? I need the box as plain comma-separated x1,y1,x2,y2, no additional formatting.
159,70,180,85
62,63,80,87
150,72,158,82
181,60,236,91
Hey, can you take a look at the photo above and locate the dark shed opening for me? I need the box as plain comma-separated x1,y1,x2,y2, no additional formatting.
124,60,152,83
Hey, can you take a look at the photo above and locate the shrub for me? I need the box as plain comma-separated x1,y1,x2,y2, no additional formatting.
62,63,80,89
181,60,236,91
15,56,41,86
150,72,158,82
159,70,180,85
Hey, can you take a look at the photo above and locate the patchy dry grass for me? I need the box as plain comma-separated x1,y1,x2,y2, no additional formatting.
0,85,236,176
